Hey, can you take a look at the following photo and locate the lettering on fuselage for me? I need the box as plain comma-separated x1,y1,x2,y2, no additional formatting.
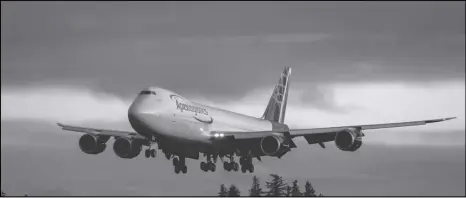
176,100,209,115
170,94,209,115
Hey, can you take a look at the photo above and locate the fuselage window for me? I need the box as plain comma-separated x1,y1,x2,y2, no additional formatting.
140,91,156,95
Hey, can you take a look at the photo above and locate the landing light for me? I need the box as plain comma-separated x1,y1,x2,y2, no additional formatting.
219,133,224,137
214,133,219,137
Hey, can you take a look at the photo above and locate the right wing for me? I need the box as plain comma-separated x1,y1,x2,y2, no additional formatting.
57,123,147,140
210,117,457,144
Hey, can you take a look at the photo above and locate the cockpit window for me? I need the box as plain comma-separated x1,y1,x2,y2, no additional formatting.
140,91,156,95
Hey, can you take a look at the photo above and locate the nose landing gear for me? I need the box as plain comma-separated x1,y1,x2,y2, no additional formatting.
239,156,254,173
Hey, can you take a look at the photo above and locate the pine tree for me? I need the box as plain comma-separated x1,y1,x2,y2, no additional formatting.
265,174,288,196
249,175,262,196
285,185,291,197
303,181,316,197
228,184,241,197
219,184,228,197
318,193,324,196
291,180,302,196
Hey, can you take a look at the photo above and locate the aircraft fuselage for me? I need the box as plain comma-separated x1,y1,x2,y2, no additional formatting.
128,87,277,146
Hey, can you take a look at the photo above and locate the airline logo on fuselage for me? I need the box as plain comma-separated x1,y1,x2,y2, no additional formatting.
170,94,209,115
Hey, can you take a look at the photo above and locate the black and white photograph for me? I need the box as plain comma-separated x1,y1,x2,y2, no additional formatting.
1,1,465,197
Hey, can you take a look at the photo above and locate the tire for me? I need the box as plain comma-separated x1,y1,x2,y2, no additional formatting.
182,165,187,174
241,165,247,173
233,163,239,171
145,150,150,158
223,162,230,171
150,149,156,158
200,162,207,172
211,163,216,172
173,158,179,167
248,165,254,173
175,166,180,174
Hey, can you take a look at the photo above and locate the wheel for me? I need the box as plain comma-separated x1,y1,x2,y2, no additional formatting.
241,165,247,173
174,166,180,174
200,162,207,172
248,164,254,173
223,162,230,171
233,162,239,171
150,149,156,158
182,165,187,174
173,157,179,166
210,163,216,172
145,149,150,158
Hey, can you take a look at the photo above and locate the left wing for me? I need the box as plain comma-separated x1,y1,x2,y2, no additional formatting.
210,117,456,141
57,123,147,140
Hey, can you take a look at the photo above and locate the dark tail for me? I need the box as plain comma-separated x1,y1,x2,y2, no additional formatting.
261,66,291,124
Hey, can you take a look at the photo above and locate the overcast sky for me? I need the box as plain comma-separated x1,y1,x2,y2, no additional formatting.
1,1,465,196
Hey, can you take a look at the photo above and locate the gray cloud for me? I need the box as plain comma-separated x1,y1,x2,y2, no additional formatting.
298,85,361,113
1,1,464,99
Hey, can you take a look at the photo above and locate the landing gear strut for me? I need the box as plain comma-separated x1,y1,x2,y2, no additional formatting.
223,154,239,172
239,156,254,173
164,152,172,160
173,156,187,174
200,154,216,172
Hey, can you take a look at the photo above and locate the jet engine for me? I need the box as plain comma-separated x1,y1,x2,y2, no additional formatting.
260,135,290,157
113,137,142,159
79,134,110,155
335,128,363,152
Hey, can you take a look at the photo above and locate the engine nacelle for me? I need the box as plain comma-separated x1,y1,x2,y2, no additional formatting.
79,134,109,155
260,135,290,157
113,137,142,159
335,128,363,152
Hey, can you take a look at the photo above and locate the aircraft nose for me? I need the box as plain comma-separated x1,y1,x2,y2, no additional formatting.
128,97,158,136
128,100,144,127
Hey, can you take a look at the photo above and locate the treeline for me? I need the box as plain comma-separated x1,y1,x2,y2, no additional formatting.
2,175,323,197
219,174,323,197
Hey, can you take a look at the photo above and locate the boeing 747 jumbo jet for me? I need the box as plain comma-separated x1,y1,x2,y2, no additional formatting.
58,67,456,174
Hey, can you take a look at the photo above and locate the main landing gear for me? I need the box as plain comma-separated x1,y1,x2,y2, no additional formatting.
223,155,239,172
144,148,156,158
173,156,187,174
200,154,216,172
239,156,254,173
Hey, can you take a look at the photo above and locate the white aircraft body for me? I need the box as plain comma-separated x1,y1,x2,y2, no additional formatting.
58,67,456,174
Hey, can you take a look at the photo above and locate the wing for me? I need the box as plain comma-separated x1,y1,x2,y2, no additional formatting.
57,123,147,140
210,117,456,143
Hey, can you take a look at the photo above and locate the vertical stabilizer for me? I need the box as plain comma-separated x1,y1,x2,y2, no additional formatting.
261,66,291,123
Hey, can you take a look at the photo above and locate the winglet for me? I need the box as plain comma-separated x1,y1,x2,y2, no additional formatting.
425,117,457,124
57,123,64,127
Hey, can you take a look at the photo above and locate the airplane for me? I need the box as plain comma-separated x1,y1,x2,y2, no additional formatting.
57,66,456,174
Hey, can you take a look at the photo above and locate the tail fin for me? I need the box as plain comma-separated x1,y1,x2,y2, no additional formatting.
261,66,291,123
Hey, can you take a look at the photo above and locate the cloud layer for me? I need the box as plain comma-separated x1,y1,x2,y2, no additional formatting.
2,81,464,146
